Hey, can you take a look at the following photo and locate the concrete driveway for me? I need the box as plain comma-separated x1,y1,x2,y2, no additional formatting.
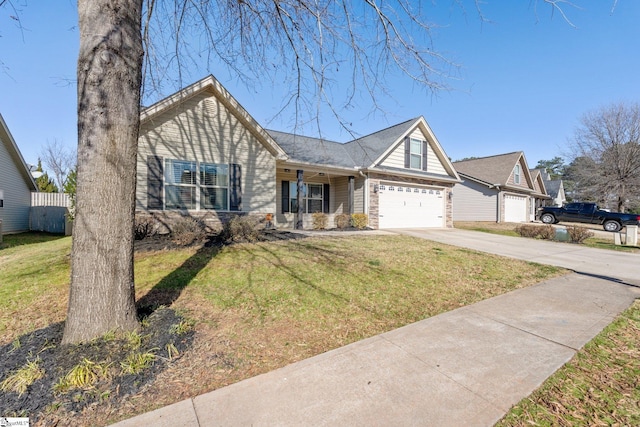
395,228,640,286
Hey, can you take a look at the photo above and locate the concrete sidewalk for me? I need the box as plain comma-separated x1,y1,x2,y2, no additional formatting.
111,230,640,427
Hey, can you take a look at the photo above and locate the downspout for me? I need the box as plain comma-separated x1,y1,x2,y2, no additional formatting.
491,184,501,223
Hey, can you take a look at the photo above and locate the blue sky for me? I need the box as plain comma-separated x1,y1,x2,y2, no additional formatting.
1,1,638,170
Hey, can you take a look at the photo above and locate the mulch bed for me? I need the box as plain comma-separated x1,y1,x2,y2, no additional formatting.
0,308,194,425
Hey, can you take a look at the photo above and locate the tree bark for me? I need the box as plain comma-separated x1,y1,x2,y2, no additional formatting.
63,0,144,344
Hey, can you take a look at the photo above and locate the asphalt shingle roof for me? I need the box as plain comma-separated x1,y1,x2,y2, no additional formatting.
452,152,523,186
267,118,419,169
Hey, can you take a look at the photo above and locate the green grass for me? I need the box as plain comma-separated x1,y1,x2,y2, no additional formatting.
1,232,564,347
497,300,640,426
182,235,563,339
583,237,640,252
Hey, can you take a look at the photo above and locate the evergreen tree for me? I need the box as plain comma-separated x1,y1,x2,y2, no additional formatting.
35,159,59,193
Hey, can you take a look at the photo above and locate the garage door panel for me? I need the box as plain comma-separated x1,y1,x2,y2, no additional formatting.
504,194,527,223
379,183,444,229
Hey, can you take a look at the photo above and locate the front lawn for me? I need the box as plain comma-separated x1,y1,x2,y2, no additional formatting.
1,232,564,425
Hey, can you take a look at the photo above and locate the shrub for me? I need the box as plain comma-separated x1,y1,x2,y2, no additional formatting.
514,224,541,238
134,216,155,240
335,214,351,229
567,225,593,244
171,216,207,246
221,215,261,243
312,212,328,230
351,213,368,230
537,225,556,240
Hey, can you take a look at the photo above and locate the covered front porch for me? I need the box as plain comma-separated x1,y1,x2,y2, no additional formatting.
274,164,367,229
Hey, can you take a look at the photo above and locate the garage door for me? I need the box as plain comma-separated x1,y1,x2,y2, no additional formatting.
504,194,527,223
378,183,445,228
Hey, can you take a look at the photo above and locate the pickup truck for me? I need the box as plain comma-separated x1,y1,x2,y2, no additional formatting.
538,202,640,232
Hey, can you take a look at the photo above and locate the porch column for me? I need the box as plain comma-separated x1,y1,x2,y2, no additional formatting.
296,169,304,229
348,176,355,214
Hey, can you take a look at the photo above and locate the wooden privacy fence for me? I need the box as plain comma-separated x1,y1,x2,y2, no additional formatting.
30,192,73,235
31,192,70,208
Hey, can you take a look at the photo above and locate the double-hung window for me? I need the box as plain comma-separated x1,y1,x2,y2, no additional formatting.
200,163,229,210
410,138,422,169
514,164,521,184
288,182,324,213
282,181,328,214
163,159,232,210
405,137,427,171
165,160,197,210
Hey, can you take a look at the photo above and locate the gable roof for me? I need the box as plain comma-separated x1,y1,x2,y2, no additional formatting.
140,75,287,159
0,113,38,191
453,152,534,190
269,116,460,181
529,168,549,197
535,168,563,199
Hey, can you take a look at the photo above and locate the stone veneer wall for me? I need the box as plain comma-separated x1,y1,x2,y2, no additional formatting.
367,172,455,230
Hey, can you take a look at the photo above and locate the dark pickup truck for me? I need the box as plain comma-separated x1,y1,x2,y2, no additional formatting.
538,202,640,232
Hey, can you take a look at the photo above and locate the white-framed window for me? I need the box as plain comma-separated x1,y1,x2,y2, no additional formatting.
289,182,325,213
165,159,230,210
514,164,521,184
410,138,422,169
165,160,197,210
200,163,229,210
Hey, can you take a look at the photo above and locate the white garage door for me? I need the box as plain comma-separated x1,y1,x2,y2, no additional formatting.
504,194,527,223
378,183,445,228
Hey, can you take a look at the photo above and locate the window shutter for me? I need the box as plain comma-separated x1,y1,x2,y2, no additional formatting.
404,137,410,169
230,164,242,211
281,180,290,213
422,141,428,171
147,155,163,209
323,183,330,214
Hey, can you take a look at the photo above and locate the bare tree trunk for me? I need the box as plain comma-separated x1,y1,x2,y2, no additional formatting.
63,0,143,344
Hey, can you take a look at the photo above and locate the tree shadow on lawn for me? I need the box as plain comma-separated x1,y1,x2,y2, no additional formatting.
0,231,67,250
136,241,222,317
135,230,309,317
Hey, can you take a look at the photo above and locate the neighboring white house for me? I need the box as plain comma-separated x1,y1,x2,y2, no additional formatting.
452,152,547,223
136,75,461,230
0,113,38,234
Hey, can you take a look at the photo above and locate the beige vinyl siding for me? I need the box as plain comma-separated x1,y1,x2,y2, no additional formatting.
354,175,365,213
379,128,447,175
507,158,531,190
0,140,32,233
137,91,276,213
452,179,499,222
332,176,349,214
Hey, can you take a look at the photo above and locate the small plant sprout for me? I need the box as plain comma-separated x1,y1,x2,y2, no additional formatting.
1,358,45,396
166,343,180,360
120,351,156,375
170,319,195,335
54,359,111,392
